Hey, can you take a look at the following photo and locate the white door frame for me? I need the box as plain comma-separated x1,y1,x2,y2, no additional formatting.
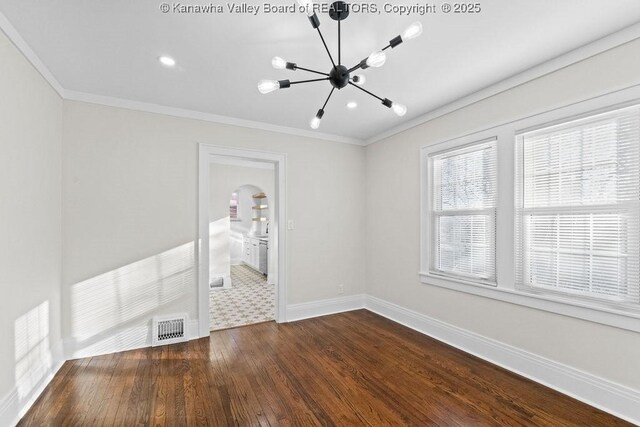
197,143,287,337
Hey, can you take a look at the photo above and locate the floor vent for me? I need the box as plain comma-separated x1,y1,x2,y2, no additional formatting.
152,314,189,346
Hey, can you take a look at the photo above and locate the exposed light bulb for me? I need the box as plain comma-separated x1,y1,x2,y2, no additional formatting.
310,116,321,129
402,22,423,41
272,56,287,70
296,0,315,16
158,56,176,67
392,103,407,117
257,80,280,94
352,74,366,85
366,51,386,68
346,101,358,109
310,109,324,129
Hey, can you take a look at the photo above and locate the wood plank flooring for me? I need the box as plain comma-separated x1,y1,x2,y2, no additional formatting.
18,310,630,426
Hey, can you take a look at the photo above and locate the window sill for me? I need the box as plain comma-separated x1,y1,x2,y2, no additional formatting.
419,271,640,333
426,271,496,288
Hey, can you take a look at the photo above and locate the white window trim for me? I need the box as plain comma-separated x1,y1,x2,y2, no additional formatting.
420,84,640,334
425,137,498,286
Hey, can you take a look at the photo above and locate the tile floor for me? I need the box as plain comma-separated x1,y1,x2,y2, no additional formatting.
209,264,275,331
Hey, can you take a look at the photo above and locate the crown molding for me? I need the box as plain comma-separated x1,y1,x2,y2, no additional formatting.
2,7,639,148
365,22,640,145
0,9,65,97
64,90,366,146
0,8,364,146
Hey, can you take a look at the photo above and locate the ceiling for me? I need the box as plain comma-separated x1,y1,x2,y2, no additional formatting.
1,0,640,142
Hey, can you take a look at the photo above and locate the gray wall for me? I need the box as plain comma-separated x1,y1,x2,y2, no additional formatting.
0,29,63,421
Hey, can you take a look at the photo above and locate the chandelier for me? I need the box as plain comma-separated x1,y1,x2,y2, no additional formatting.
257,0,423,129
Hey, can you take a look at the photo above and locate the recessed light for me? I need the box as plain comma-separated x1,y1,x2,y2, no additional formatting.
158,56,176,67
346,101,358,109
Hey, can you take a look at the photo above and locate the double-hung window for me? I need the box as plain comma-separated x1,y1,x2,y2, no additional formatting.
515,106,640,305
420,88,640,330
428,139,497,285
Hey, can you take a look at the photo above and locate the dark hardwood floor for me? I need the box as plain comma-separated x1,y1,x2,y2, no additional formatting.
19,310,629,426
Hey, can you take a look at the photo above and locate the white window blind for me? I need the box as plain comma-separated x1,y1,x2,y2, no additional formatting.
516,105,640,304
430,139,497,283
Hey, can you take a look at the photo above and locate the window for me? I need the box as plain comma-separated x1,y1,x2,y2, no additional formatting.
428,139,497,284
229,192,239,220
420,87,640,331
516,106,640,304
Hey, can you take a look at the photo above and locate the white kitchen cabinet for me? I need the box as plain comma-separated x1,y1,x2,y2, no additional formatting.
243,235,268,275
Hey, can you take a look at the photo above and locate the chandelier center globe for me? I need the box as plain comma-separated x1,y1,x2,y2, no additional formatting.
329,65,350,89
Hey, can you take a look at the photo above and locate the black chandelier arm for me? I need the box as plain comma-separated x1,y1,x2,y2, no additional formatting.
346,63,362,74
289,77,330,86
338,19,341,65
322,87,336,110
349,82,385,102
316,27,337,69
294,66,329,77
346,35,404,75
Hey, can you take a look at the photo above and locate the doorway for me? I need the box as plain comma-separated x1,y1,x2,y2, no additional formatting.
198,145,287,337
209,180,274,329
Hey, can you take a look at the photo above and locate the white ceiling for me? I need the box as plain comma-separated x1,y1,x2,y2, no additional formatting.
1,0,640,141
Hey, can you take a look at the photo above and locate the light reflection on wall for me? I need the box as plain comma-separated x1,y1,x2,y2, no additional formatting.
14,301,51,399
69,242,194,355
209,217,230,284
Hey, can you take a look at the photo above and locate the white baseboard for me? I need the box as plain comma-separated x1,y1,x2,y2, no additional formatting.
286,294,366,322
365,295,640,425
64,319,202,360
0,339,65,427
189,318,201,339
